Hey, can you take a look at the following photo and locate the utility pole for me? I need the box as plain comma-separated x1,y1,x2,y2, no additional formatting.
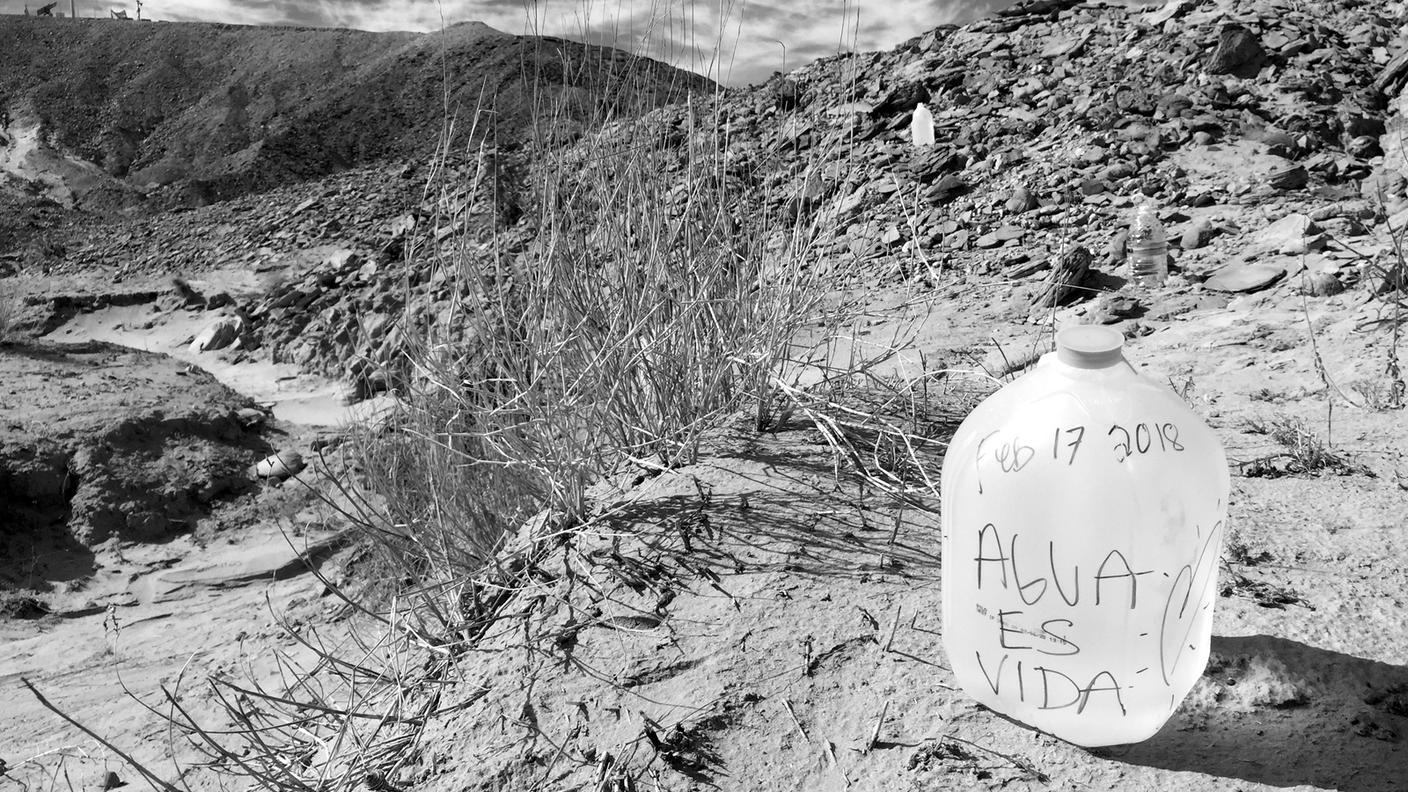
70,0,75,18
135,0,142,19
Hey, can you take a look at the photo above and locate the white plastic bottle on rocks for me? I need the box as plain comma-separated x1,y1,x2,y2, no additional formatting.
1127,201,1168,286
911,103,935,147
940,326,1228,747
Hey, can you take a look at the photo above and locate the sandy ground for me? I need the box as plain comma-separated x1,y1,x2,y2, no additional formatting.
2,237,1407,791
1,490,356,792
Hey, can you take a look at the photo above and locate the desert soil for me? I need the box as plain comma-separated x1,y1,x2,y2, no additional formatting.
4,0,1408,790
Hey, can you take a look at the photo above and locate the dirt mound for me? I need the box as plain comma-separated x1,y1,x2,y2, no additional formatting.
0,337,270,573
0,15,711,212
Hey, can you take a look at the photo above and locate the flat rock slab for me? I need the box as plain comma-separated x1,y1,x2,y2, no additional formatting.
1251,213,1316,254
1203,262,1286,293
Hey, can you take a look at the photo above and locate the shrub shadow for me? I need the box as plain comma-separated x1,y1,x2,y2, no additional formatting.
595,427,946,583
1097,634,1408,792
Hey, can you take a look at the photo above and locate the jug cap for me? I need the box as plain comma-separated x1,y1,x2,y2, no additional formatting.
1055,326,1124,369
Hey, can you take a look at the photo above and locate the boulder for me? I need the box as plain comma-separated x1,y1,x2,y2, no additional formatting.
1206,24,1265,75
190,316,244,353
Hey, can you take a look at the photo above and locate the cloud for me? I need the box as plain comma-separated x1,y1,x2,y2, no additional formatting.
17,0,1017,85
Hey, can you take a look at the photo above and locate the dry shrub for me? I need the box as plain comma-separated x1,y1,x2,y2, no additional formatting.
347,70,874,589
157,14,936,792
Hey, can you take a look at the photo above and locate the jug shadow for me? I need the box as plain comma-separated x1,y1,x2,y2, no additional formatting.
1094,634,1408,792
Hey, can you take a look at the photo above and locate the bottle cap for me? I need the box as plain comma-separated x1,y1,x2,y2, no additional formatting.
1055,325,1125,369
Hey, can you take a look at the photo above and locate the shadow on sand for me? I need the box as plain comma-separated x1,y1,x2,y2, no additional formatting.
1098,634,1408,792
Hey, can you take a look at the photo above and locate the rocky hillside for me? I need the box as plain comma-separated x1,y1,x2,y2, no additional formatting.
13,0,1408,393
0,14,709,212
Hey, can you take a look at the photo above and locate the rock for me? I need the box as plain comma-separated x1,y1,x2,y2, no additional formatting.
1181,220,1214,250
1157,92,1193,119
252,450,305,481
872,82,930,116
930,174,969,203
1373,47,1408,96
975,231,1003,249
1348,135,1381,158
342,368,389,405
1203,263,1285,293
1144,0,1195,26
1252,214,1316,254
190,316,244,353
1351,708,1400,742
100,771,125,790
787,176,833,219
774,78,801,111
1300,271,1346,296
1206,24,1265,75
235,407,267,428
993,225,1024,243
1260,130,1297,158
322,248,361,275
910,148,965,183
1100,162,1136,181
1309,200,1374,222
1107,229,1129,263
1005,185,1037,214
1361,166,1406,201
1079,178,1109,196
0,594,50,619
1266,165,1309,191
1091,294,1142,324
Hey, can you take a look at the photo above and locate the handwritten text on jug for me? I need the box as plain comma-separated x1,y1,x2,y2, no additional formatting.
963,420,1218,718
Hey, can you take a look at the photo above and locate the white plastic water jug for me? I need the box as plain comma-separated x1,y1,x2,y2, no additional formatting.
940,326,1228,747
912,103,935,147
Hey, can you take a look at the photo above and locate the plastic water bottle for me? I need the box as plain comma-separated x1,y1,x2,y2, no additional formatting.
940,325,1228,747
1127,201,1167,286
911,103,935,147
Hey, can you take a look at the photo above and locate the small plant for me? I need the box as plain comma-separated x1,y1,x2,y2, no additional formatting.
1168,374,1197,403
1349,377,1405,411
1361,193,1407,408
1238,415,1369,477
0,293,18,344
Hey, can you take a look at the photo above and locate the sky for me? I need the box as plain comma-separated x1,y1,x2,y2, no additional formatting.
6,0,1016,85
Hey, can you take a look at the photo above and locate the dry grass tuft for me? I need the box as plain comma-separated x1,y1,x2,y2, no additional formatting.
0,293,19,344
1239,415,1371,477
151,28,930,792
